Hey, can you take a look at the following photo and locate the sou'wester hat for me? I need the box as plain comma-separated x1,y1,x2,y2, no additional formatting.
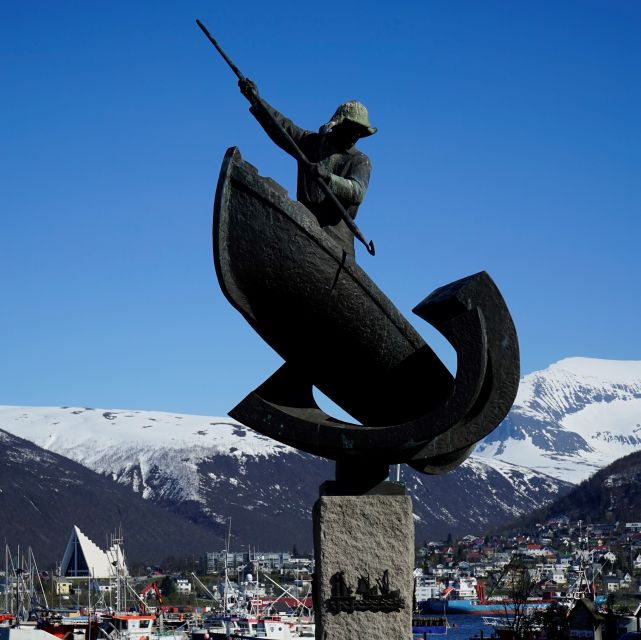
323,101,377,137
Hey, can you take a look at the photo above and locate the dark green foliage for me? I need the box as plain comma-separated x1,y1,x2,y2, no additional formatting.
530,603,570,640
159,575,175,598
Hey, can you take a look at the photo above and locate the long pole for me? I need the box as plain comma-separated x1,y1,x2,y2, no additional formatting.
196,19,376,256
16,545,20,619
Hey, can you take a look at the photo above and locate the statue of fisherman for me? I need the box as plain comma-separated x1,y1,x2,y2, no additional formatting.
238,78,376,257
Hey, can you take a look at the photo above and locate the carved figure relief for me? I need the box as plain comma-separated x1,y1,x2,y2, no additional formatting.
325,570,405,614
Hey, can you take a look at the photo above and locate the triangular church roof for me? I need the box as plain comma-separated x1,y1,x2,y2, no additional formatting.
60,526,128,579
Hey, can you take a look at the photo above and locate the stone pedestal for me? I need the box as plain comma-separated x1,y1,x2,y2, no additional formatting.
313,494,414,640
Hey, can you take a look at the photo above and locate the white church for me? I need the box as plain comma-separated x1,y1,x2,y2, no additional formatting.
60,526,128,579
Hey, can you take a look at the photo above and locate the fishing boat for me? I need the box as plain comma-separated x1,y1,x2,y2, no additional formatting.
191,614,313,640
213,147,519,471
0,629,63,640
37,613,99,640
99,613,189,640
99,613,158,640
0,616,15,628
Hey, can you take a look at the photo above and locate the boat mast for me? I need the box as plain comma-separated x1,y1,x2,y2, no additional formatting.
110,527,128,613
4,545,8,613
253,546,259,611
111,530,122,612
15,571,19,619
88,567,92,613
29,547,49,611
191,572,217,601
224,517,232,613
115,532,120,613
27,547,32,615
16,545,21,619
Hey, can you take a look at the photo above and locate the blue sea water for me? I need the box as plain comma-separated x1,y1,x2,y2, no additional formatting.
414,614,499,640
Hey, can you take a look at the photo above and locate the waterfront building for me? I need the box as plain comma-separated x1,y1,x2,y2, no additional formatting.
60,525,128,578
201,551,291,574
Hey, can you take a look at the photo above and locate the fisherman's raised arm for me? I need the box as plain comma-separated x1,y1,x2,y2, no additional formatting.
239,78,311,153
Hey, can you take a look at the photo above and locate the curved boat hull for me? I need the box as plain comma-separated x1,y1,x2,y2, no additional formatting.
213,147,519,469
214,147,452,429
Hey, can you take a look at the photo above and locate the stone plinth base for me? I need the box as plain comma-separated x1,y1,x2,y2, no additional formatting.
313,495,414,640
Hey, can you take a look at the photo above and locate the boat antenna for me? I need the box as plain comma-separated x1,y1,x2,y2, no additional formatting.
196,19,376,256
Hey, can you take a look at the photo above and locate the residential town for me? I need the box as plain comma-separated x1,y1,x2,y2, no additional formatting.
415,518,641,604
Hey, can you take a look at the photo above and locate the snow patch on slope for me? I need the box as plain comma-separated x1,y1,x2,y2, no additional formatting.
477,357,641,484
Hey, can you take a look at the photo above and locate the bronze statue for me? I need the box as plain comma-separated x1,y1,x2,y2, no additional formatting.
198,21,520,493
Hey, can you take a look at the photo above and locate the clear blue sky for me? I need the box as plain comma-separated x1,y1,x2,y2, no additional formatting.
2,1,640,417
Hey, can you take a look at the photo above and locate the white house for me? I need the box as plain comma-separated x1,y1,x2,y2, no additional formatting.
175,578,192,594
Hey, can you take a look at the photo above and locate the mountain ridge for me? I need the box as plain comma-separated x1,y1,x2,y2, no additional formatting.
0,405,571,557
476,357,641,482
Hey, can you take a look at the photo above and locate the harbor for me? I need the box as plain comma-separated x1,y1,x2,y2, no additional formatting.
3,517,641,640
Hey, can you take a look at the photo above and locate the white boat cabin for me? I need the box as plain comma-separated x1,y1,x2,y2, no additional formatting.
100,614,156,639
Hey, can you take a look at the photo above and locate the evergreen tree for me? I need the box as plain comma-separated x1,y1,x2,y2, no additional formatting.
159,575,175,598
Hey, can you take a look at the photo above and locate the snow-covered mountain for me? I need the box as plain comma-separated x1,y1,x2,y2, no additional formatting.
475,357,641,483
0,406,298,507
0,405,570,549
0,428,233,566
